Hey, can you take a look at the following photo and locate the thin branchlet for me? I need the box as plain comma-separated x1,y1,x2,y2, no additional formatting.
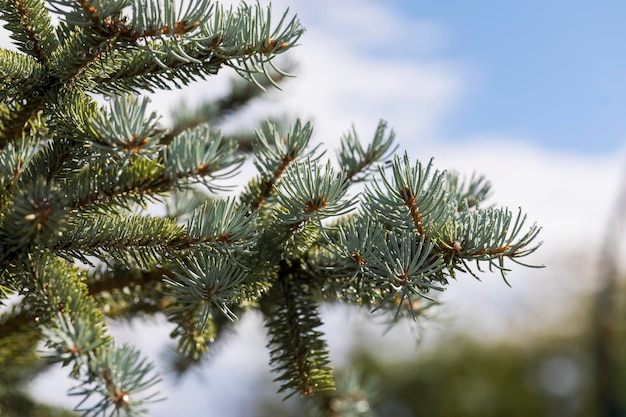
401,185,426,236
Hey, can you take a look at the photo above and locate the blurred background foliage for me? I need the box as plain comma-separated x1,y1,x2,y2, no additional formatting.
254,279,626,417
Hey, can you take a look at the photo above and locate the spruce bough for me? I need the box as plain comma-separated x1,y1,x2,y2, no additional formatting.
0,1,541,415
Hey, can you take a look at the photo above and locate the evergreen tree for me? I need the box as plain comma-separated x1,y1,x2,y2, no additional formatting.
0,1,542,416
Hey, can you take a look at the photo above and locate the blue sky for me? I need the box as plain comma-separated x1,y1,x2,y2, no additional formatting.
386,1,626,154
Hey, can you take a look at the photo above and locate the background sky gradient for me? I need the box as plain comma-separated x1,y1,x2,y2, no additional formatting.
388,0,626,154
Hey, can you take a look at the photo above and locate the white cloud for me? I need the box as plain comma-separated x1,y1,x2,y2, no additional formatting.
236,0,462,144
425,136,625,251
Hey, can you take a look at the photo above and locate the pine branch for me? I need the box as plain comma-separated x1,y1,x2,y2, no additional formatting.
18,251,108,337
163,253,262,365
318,217,384,297
0,95,45,145
439,207,542,282
446,170,492,211
54,213,184,267
366,230,446,311
50,2,302,94
47,20,124,86
78,95,164,155
0,49,47,102
46,0,130,28
241,119,319,211
163,124,244,190
16,251,161,415
275,159,354,229
165,254,248,328
17,137,78,185
85,43,223,94
184,197,257,250
365,153,452,238
60,157,170,213
0,1,544,413
165,302,243,370
164,70,289,143
337,120,397,183
86,263,169,298
0,135,39,216
319,218,445,317
68,343,161,417
1,0,58,65
263,261,335,398
0,177,67,250
161,298,247,381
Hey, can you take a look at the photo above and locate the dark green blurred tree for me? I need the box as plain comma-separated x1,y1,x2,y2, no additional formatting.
347,332,596,417
260,282,625,417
